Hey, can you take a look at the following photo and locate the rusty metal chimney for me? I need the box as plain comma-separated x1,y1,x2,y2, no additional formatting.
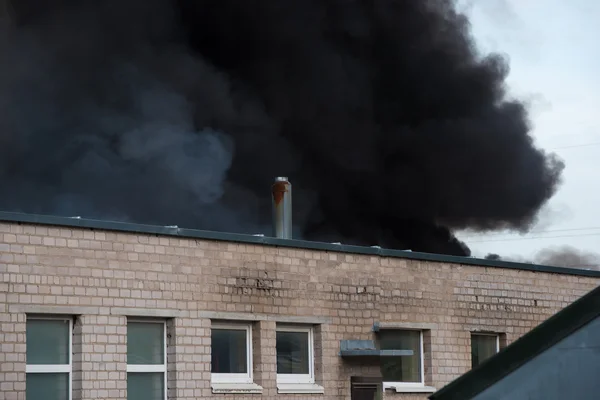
272,177,292,239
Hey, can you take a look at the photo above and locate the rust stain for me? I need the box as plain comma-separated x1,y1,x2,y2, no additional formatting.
272,181,289,205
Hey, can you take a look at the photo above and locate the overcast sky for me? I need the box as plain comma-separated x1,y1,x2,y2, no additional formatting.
455,0,600,260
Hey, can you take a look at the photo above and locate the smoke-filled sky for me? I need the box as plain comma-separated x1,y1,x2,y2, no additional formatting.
0,0,592,260
455,0,600,267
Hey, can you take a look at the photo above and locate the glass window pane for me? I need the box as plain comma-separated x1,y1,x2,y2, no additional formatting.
26,373,69,400
276,331,310,374
128,372,164,400
26,319,70,365
379,330,421,383
471,334,498,368
128,322,164,365
211,328,247,374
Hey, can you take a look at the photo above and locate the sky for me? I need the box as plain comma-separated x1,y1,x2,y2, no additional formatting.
455,0,600,261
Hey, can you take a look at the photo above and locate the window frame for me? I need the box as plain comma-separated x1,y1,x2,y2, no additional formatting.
470,332,500,368
25,315,73,400
275,325,316,385
379,329,425,390
126,318,168,400
210,322,254,384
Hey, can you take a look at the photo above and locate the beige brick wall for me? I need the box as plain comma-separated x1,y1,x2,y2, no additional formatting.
76,315,127,400
1,221,598,400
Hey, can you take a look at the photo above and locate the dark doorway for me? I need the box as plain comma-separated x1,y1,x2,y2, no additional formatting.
351,376,382,400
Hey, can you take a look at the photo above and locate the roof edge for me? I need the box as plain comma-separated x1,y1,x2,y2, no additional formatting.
1,210,600,277
429,284,600,400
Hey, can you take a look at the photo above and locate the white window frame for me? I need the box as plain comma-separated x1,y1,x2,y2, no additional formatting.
210,322,253,384
276,325,315,385
25,315,73,400
380,329,425,390
126,319,167,400
471,332,500,367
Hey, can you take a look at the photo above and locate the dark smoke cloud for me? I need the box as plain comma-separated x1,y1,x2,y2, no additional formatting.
0,0,564,256
486,246,600,270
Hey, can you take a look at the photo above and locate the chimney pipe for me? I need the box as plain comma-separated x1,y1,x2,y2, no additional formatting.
272,177,292,239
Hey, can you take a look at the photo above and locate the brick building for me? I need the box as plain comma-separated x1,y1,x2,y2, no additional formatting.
1,209,599,400
430,284,600,400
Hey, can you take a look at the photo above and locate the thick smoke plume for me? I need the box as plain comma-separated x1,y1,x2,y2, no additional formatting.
0,0,564,256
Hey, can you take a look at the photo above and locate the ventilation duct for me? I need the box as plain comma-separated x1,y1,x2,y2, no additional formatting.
272,177,292,239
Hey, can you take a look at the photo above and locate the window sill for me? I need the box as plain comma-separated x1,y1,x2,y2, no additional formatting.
211,382,263,394
277,382,325,394
384,384,437,393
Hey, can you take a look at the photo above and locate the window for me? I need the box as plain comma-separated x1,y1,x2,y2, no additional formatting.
378,329,424,387
127,320,167,400
211,323,253,384
276,326,315,384
471,333,500,368
26,316,72,400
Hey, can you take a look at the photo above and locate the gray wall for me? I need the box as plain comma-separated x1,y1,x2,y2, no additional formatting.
474,315,600,400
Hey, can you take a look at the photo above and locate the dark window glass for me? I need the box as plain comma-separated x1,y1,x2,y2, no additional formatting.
127,322,164,365
379,330,421,382
471,334,498,368
26,373,69,400
127,372,164,400
26,319,70,365
276,331,310,374
211,328,248,374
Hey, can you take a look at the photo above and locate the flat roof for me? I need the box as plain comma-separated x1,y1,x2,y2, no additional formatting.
1,210,599,278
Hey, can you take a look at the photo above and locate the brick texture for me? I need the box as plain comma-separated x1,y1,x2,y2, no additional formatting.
1,221,599,400
78,315,127,400
253,320,277,396
169,316,211,398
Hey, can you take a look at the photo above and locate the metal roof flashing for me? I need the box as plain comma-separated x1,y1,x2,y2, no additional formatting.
1,210,599,278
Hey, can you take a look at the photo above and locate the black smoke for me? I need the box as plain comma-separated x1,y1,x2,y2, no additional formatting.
0,0,564,256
